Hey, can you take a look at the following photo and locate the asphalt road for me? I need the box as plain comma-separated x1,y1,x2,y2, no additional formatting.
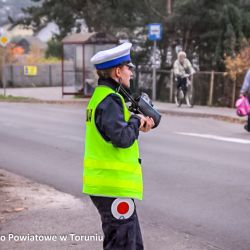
0,102,250,250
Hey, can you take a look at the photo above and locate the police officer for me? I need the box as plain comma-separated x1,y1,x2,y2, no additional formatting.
83,42,154,250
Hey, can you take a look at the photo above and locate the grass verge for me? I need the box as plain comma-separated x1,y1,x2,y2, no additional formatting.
0,94,37,102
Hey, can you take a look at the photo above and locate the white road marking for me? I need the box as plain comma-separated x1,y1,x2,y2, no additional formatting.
34,129,83,142
60,135,83,142
175,132,250,144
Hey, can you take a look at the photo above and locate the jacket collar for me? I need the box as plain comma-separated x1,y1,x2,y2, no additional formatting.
98,77,131,101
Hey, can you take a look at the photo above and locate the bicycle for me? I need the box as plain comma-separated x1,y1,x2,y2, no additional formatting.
174,75,194,108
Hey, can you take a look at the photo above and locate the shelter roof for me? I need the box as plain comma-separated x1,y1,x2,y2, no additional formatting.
62,32,118,44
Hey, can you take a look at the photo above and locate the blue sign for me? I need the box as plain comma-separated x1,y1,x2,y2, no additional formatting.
148,23,162,41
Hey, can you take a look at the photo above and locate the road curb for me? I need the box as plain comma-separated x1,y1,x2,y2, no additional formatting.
159,109,245,124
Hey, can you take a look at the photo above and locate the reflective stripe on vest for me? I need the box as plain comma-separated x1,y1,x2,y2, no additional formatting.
83,85,143,200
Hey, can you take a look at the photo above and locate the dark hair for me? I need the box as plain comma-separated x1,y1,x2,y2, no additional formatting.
96,68,113,79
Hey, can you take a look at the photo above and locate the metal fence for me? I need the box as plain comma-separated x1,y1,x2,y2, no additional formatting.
0,63,95,96
133,68,245,107
0,64,63,88
0,63,245,107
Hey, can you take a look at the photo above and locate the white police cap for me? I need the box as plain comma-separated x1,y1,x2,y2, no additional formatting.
91,42,133,70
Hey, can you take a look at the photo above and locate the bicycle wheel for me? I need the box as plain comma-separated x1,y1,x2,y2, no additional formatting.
185,83,194,107
175,88,184,107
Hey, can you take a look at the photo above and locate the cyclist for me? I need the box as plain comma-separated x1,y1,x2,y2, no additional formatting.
173,51,195,107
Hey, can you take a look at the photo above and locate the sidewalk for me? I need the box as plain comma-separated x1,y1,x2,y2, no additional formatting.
154,101,245,124
0,169,103,250
0,170,218,250
0,86,245,124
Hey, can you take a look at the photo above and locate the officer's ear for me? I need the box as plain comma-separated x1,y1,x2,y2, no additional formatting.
115,66,122,78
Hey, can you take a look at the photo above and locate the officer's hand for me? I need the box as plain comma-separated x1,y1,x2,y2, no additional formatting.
139,116,155,132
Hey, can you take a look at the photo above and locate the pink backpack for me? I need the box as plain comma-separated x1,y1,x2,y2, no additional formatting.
235,96,250,117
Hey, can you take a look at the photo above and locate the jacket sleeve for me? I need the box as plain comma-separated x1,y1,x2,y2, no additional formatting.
240,70,250,94
173,60,181,76
186,59,195,75
95,94,141,148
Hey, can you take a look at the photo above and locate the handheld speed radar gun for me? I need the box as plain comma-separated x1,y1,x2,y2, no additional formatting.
118,86,161,128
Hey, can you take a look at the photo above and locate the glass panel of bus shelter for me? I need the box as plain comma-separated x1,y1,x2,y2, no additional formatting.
63,44,76,93
84,44,116,95
75,45,83,70
75,45,83,92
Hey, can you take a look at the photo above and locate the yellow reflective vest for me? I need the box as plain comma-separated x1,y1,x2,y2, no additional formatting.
83,85,143,200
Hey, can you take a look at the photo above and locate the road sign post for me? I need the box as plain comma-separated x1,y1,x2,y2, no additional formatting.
0,35,10,96
152,40,157,101
1,48,6,96
148,23,162,101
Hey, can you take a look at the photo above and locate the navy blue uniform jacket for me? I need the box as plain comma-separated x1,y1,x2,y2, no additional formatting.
95,77,140,148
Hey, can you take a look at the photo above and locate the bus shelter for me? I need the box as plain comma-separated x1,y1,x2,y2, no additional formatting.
62,32,118,97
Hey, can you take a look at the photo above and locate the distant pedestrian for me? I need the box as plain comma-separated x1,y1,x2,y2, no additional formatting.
240,69,250,132
83,42,155,250
173,51,195,91
173,51,195,107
